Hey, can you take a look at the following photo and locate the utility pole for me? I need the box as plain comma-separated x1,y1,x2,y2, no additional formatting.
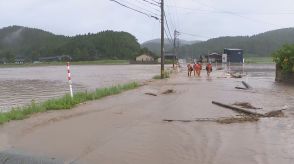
173,30,179,68
160,0,164,79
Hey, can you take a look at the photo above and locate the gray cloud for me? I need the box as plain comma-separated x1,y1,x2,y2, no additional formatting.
0,0,293,43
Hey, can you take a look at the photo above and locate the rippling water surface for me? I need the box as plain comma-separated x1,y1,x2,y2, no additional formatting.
0,65,161,111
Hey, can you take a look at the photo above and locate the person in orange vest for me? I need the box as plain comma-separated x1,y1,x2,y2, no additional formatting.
206,62,213,77
195,62,202,77
187,63,193,77
193,62,197,76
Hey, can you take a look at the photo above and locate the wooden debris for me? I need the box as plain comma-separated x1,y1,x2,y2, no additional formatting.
145,92,157,96
235,81,252,90
216,116,259,124
264,110,285,117
212,101,286,118
235,86,247,90
212,101,265,117
163,116,259,124
242,81,252,89
233,102,262,109
164,101,286,125
163,118,217,122
230,72,242,78
162,89,175,94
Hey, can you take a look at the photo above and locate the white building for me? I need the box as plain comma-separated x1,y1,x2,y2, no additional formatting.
136,54,154,62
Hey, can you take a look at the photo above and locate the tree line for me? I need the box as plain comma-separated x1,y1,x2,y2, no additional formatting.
0,26,141,63
178,28,294,58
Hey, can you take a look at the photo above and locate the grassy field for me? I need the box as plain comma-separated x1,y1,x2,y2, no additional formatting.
244,57,274,64
0,82,139,124
0,60,129,67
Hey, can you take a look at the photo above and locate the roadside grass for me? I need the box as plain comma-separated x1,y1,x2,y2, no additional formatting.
244,57,274,64
153,70,171,79
0,82,139,124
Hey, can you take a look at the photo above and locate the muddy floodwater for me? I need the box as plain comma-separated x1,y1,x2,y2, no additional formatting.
0,65,160,111
0,63,294,164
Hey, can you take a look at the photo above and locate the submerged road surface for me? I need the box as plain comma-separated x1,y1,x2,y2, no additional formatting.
0,68,294,164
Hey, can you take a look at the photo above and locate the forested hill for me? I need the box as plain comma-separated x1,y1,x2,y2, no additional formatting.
0,26,140,62
179,28,294,58
141,38,201,55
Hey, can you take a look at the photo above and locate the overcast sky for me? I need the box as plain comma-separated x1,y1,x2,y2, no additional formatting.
0,0,294,43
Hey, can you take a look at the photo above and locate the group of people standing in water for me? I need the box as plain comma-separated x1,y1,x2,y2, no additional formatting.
187,62,212,77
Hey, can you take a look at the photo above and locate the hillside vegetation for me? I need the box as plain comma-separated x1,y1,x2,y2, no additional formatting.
141,38,201,55
1,25,294,62
179,28,294,58
0,26,140,62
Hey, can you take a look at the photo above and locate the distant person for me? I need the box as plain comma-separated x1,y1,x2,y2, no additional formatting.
187,63,193,77
193,62,197,76
195,62,202,77
206,62,213,77
199,55,203,63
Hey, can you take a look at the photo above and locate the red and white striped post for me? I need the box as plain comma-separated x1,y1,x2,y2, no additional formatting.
66,62,73,98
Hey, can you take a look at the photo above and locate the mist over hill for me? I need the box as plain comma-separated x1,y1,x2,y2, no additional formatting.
141,39,201,55
178,28,294,58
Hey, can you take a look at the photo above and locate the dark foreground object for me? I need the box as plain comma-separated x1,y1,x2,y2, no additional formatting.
0,150,63,164
212,101,285,118
212,101,264,117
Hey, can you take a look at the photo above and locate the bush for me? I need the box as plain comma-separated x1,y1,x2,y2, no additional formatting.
273,44,294,73
153,70,171,79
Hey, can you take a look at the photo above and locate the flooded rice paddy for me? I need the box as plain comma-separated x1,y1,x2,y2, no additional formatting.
0,65,160,111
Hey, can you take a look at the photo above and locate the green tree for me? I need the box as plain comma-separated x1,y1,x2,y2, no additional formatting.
273,44,294,73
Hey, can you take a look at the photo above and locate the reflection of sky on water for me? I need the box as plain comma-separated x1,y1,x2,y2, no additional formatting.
0,65,161,111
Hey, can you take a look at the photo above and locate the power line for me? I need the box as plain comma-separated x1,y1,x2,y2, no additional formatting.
166,5,294,15
179,31,210,40
110,0,159,20
169,0,182,33
164,12,173,43
135,0,160,13
164,29,173,45
164,0,177,32
194,1,279,27
148,0,160,4
121,0,160,17
139,0,160,7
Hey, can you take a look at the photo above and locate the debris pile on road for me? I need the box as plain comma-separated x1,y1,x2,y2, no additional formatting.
145,92,157,96
233,102,262,109
230,72,243,78
216,116,259,124
163,116,259,124
212,101,286,123
145,89,175,96
235,81,252,90
162,89,175,94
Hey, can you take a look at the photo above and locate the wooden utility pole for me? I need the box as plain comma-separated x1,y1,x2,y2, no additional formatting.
160,0,164,78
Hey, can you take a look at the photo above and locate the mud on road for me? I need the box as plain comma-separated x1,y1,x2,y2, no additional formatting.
0,64,294,164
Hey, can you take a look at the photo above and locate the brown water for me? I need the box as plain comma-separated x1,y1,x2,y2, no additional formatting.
0,65,161,111
1,63,294,163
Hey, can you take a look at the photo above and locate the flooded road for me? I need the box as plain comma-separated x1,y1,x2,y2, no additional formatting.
0,65,160,111
0,63,294,163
